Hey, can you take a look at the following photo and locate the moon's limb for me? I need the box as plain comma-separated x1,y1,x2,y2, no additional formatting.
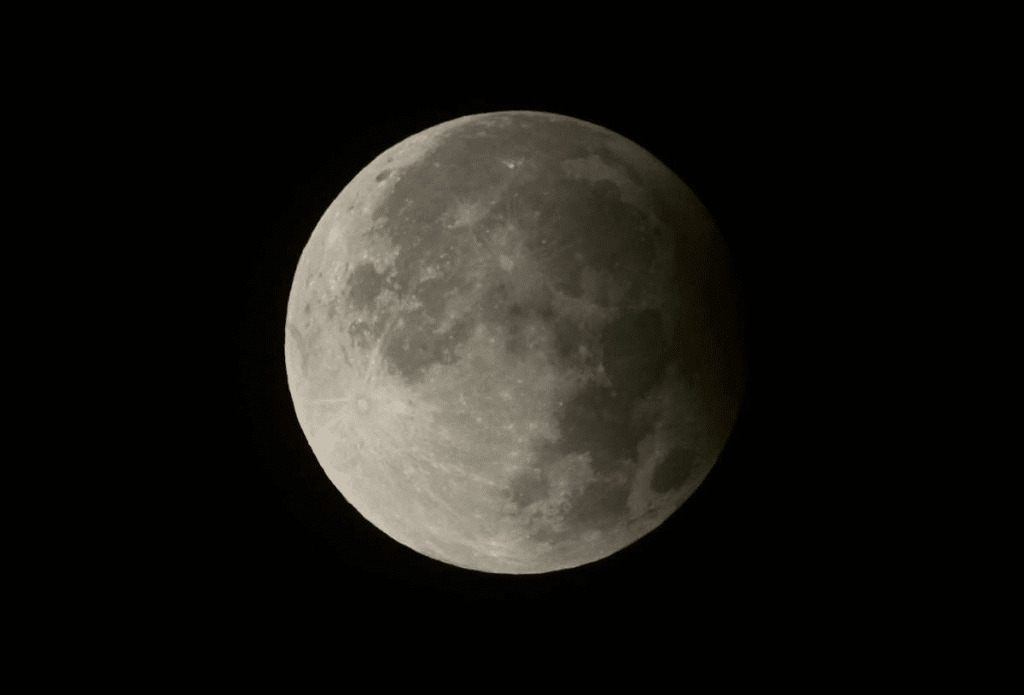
285,111,744,573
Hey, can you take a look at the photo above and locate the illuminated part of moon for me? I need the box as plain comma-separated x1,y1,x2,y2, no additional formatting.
284,111,745,574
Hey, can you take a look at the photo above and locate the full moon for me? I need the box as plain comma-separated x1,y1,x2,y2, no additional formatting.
284,111,745,574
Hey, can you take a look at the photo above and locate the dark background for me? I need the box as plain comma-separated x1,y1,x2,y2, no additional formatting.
12,24,932,656
207,86,849,628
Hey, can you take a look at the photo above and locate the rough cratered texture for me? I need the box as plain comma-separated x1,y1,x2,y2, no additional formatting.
285,111,744,574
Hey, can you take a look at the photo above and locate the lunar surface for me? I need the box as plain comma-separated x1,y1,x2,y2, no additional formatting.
284,111,745,573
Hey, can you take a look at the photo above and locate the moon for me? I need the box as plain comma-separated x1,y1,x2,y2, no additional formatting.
284,111,745,574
